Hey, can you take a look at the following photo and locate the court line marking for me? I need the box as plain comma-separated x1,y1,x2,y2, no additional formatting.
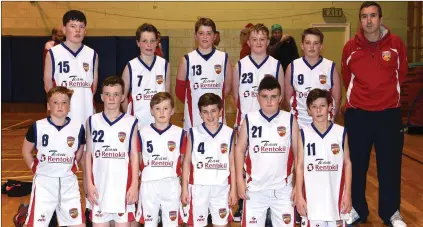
1,119,32,131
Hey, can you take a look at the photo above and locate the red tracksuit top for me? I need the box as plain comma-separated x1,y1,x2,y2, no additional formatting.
341,25,408,111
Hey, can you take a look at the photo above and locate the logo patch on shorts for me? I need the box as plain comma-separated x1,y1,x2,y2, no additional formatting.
156,75,164,85
382,51,391,61
331,143,340,155
219,208,227,218
67,136,75,147
69,208,78,218
168,141,176,151
277,126,286,137
83,62,89,72
319,74,327,84
169,211,177,221
118,213,124,217
118,132,126,143
214,64,222,74
249,216,257,224
197,215,205,222
220,143,228,154
336,220,344,227
283,213,291,224
38,214,46,222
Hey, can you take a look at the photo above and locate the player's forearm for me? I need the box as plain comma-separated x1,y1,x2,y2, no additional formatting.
344,160,352,196
234,150,245,182
44,80,54,93
295,165,304,198
181,157,191,190
23,152,34,170
85,152,94,186
121,98,129,113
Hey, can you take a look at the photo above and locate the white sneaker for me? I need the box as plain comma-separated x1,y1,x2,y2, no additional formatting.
345,207,360,225
390,210,407,227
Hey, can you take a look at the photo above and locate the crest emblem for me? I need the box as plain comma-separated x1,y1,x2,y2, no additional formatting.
118,213,124,217
319,74,327,84
67,136,75,147
277,126,286,137
83,62,89,72
331,143,340,154
69,208,78,219
219,208,227,218
382,51,391,61
220,143,228,154
282,213,291,224
156,75,164,85
169,211,177,221
214,64,222,74
168,141,176,152
118,132,126,143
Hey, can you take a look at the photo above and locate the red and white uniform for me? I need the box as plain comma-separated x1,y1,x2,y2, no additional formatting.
127,55,168,128
89,112,138,223
183,49,228,130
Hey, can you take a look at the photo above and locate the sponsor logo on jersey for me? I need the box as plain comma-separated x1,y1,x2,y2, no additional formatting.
193,82,200,90
136,93,142,100
319,74,327,84
168,141,176,151
197,162,204,169
195,78,222,90
244,90,250,97
277,126,286,137
69,208,78,218
197,215,205,222
336,220,343,227
150,155,174,167
141,89,157,100
219,208,227,218
40,154,46,162
254,141,287,153
214,64,222,74
46,150,74,163
68,76,91,88
220,143,228,154
331,143,340,155
283,213,291,224
67,136,75,147
118,132,126,143
308,159,339,172
204,157,228,169
169,211,177,221
156,75,164,85
382,51,391,61
253,145,260,153
249,216,258,224
95,150,100,158
38,214,46,222
299,87,312,99
61,81,68,87
243,87,258,98
98,146,125,159
83,62,89,72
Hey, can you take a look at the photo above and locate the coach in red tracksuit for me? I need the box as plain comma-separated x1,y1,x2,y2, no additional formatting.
341,2,408,227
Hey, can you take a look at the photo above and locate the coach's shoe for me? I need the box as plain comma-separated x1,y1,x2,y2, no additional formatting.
346,207,367,226
390,210,407,227
233,208,242,222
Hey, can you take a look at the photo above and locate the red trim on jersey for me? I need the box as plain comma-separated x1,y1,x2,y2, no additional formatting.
176,156,182,177
338,165,346,216
245,152,252,183
52,80,57,87
307,220,311,227
221,82,226,123
189,164,194,184
241,199,247,227
180,135,187,155
286,145,294,179
27,185,37,227
139,205,145,224
31,149,39,174
71,157,78,174
187,190,194,226
292,92,299,119
236,97,242,126
128,212,135,222
178,210,184,225
186,81,193,127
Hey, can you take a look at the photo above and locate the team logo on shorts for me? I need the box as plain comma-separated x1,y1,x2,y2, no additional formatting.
40,154,46,162
319,74,327,84
331,143,340,155
136,93,142,100
197,215,205,222
118,132,126,143
214,64,222,74
219,208,227,218
193,83,199,90
307,163,314,171
282,213,291,224
38,214,46,222
253,145,260,153
169,211,177,221
156,75,164,85
67,136,75,147
61,81,68,87
69,208,78,219
83,62,89,72
95,210,103,217
382,51,391,61
220,143,228,154
249,216,258,224
197,162,204,169
336,220,343,227
277,126,286,137
95,150,100,158
118,213,124,217
168,141,176,151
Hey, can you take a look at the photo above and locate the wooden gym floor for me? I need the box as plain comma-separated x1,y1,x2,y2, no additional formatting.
1,103,423,227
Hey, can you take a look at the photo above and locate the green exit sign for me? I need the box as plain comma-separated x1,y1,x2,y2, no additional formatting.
322,8,343,17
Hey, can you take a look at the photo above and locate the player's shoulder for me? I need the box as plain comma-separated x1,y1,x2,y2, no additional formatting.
331,123,345,133
220,124,234,134
155,55,168,64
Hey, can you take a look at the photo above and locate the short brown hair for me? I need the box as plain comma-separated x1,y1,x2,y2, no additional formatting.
150,92,174,108
248,23,270,40
102,76,125,93
198,93,222,111
195,17,216,33
301,28,324,44
306,88,331,108
136,23,159,41
46,86,74,102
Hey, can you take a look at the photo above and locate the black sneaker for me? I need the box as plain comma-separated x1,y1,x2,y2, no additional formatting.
233,208,242,222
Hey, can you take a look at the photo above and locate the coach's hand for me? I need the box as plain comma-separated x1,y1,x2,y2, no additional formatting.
126,185,138,205
295,196,307,217
237,180,248,200
181,189,189,205
87,184,99,206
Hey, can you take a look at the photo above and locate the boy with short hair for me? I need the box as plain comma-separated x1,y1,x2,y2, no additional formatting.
85,76,139,226
181,93,237,227
284,28,341,129
22,86,86,227
295,88,352,227
135,92,186,226
175,17,232,131
235,76,299,227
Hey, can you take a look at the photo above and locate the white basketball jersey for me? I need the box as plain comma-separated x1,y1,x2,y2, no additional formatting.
236,55,281,127
127,56,168,128
50,43,96,126
290,57,335,127
245,110,294,191
32,117,83,177
189,123,234,186
184,49,228,130
139,124,185,182
89,112,138,213
301,123,346,221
